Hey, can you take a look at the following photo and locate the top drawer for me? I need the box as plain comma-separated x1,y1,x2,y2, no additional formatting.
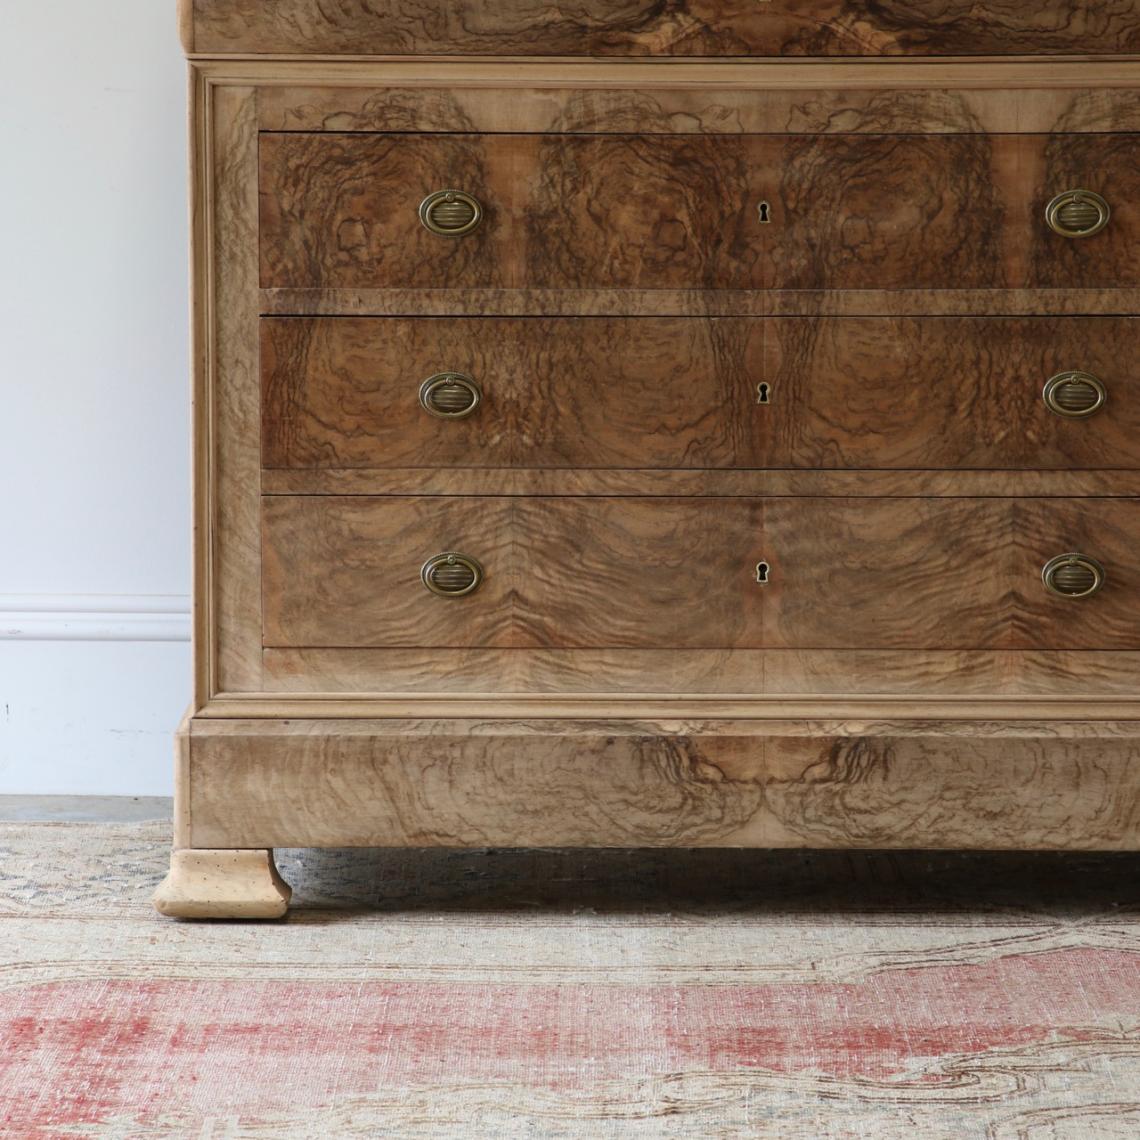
185,0,1140,57
259,132,1140,292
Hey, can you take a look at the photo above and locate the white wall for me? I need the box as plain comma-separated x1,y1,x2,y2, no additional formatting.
0,3,190,794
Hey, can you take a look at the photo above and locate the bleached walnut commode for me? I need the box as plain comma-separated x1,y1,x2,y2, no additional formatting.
156,1,1140,918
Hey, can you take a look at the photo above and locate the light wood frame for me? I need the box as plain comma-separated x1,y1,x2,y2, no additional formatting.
156,57,1140,918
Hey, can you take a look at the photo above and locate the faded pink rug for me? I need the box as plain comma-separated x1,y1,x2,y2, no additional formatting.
1,822,1137,1137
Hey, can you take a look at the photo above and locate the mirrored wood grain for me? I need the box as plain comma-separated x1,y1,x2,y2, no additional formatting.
188,0,1140,57
259,133,1140,292
186,717,1140,852
261,316,1140,472
262,496,1140,651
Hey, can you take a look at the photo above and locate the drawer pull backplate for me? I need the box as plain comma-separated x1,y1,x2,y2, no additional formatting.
1042,371,1106,418
419,372,482,419
422,553,484,598
1042,553,1105,598
419,190,483,237
1045,189,1110,238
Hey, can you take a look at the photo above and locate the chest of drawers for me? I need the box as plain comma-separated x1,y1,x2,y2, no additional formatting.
156,0,1140,918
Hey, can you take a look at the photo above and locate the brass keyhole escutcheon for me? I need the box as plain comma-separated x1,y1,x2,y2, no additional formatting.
755,561,771,585
756,382,771,405
419,372,482,419
1042,371,1106,419
422,553,484,598
419,190,484,237
1042,553,1105,599
757,200,772,224
1045,189,1110,238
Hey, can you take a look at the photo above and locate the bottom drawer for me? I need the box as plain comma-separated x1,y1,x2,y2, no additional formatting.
261,496,1140,651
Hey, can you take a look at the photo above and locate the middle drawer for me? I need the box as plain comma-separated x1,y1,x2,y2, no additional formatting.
262,316,1139,470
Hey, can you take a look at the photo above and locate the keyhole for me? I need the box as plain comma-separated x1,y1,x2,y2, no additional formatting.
755,561,771,585
756,382,771,405
757,200,772,224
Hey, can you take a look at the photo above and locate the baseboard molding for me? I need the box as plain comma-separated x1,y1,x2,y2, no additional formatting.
0,594,191,642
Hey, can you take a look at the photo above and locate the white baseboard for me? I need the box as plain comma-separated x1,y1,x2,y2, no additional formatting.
0,594,191,642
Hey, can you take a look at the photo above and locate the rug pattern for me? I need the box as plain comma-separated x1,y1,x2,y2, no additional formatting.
0,822,1137,1137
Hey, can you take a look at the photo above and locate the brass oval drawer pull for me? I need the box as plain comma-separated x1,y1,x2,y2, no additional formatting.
1043,370,1106,419
419,372,481,419
1045,189,1110,238
422,552,484,598
419,190,483,237
1042,553,1105,599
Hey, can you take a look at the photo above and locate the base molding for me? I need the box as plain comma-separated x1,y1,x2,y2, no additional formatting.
173,716,1140,855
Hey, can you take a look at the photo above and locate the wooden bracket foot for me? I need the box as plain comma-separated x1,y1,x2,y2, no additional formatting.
153,849,292,919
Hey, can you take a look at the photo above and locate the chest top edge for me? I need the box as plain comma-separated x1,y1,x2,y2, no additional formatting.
181,0,1140,61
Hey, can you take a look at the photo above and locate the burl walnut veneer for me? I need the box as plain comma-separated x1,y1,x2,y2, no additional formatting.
157,1,1140,917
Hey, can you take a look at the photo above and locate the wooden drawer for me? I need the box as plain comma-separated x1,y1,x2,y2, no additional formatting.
188,0,1140,57
259,133,1140,292
262,496,1140,651
262,316,1140,472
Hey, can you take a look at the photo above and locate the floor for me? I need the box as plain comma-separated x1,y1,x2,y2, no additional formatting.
0,794,172,822
1,797,1137,1138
